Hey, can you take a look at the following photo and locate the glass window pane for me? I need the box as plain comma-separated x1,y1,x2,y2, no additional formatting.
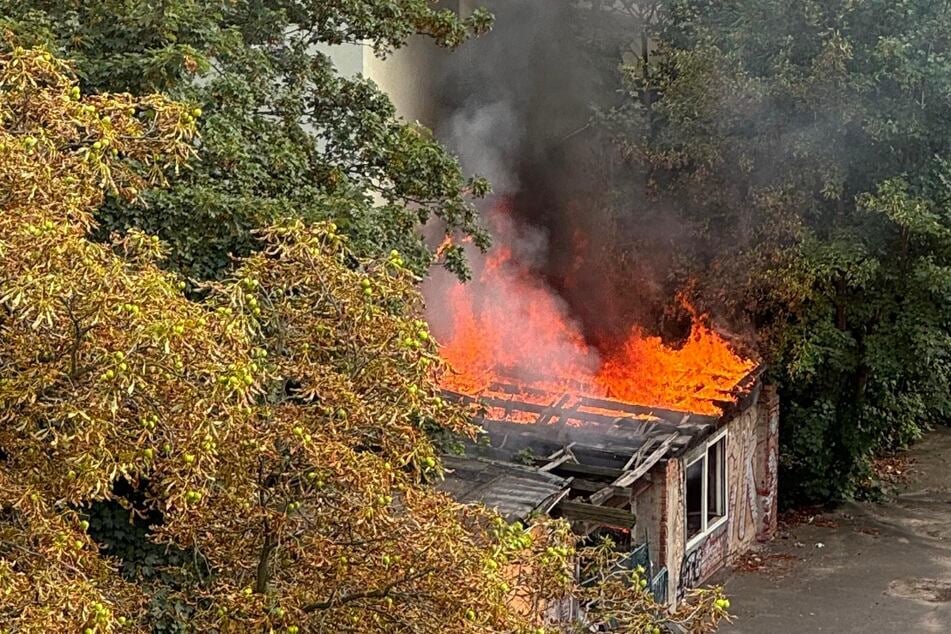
707,437,726,523
686,459,703,539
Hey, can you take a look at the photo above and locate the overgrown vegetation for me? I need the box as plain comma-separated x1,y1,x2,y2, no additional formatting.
603,0,951,501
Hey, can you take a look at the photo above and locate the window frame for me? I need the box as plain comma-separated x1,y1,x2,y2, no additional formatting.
684,429,729,551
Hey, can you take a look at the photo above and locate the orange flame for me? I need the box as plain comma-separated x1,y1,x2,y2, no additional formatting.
426,209,755,416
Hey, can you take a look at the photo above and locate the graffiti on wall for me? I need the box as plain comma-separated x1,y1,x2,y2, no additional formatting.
727,414,761,546
671,388,780,602
699,528,727,579
678,546,702,600
758,396,780,541
727,400,780,550
676,527,727,601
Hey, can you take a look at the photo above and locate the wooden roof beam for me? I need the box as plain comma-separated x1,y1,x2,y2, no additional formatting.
589,434,678,505
539,442,577,472
558,500,636,528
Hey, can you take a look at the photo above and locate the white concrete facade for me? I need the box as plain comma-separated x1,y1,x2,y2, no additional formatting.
319,1,479,128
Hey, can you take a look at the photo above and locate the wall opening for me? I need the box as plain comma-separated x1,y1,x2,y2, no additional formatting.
685,430,728,549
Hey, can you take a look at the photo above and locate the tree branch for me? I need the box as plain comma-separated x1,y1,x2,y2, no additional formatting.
302,568,433,613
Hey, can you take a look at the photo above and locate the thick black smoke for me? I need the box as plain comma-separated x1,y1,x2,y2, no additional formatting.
434,0,696,347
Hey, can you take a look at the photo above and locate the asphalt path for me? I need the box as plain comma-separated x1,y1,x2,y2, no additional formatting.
718,427,951,633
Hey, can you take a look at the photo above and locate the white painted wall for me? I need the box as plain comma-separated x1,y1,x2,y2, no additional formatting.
319,1,475,128
364,36,444,127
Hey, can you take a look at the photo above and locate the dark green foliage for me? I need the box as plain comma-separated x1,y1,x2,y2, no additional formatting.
1,1,492,280
607,0,951,501
86,484,208,633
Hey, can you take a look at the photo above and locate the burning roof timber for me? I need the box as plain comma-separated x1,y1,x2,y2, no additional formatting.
425,205,760,417
446,365,763,458
439,366,764,525
425,203,764,523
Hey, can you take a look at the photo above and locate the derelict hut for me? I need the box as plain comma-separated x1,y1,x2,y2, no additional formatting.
438,367,779,606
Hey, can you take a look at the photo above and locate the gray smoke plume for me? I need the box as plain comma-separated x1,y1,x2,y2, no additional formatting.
441,100,524,197
430,0,695,348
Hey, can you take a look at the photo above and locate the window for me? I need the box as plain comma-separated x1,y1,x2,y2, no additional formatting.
707,434,726,524
685,459,704,540
685,431,728,548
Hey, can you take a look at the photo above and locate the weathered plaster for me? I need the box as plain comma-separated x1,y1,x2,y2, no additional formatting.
631,474,664,575
659,385,781,603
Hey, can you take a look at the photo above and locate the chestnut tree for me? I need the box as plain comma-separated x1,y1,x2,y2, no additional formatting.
0,46,728,634
0,46,577,633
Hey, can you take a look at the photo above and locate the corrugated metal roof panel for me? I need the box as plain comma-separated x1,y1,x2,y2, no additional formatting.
438,455,569,521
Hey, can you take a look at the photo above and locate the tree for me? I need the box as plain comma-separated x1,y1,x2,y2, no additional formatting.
0,46,729,633
602,0,951,500
0,1,493,281
0,46,564,632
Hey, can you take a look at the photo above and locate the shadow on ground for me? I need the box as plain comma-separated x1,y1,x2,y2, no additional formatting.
717,427,951,633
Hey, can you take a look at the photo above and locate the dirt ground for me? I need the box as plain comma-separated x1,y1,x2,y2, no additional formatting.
717,426,951,633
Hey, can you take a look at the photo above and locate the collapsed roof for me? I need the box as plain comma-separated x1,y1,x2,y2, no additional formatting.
438,367,763,524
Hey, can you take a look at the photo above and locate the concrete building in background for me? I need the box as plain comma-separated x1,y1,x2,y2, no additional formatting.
318,0,479,129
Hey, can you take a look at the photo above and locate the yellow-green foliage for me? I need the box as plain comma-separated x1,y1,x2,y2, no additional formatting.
0,46,726,634
0,46,576,633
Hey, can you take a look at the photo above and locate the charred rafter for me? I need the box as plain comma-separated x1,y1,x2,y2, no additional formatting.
441,365,766,534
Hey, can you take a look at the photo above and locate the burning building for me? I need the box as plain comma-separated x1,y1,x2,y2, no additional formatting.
321,0,781,608
428,205,779,606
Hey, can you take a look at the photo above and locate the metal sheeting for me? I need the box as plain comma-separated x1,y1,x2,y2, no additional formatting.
438,455,569,522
